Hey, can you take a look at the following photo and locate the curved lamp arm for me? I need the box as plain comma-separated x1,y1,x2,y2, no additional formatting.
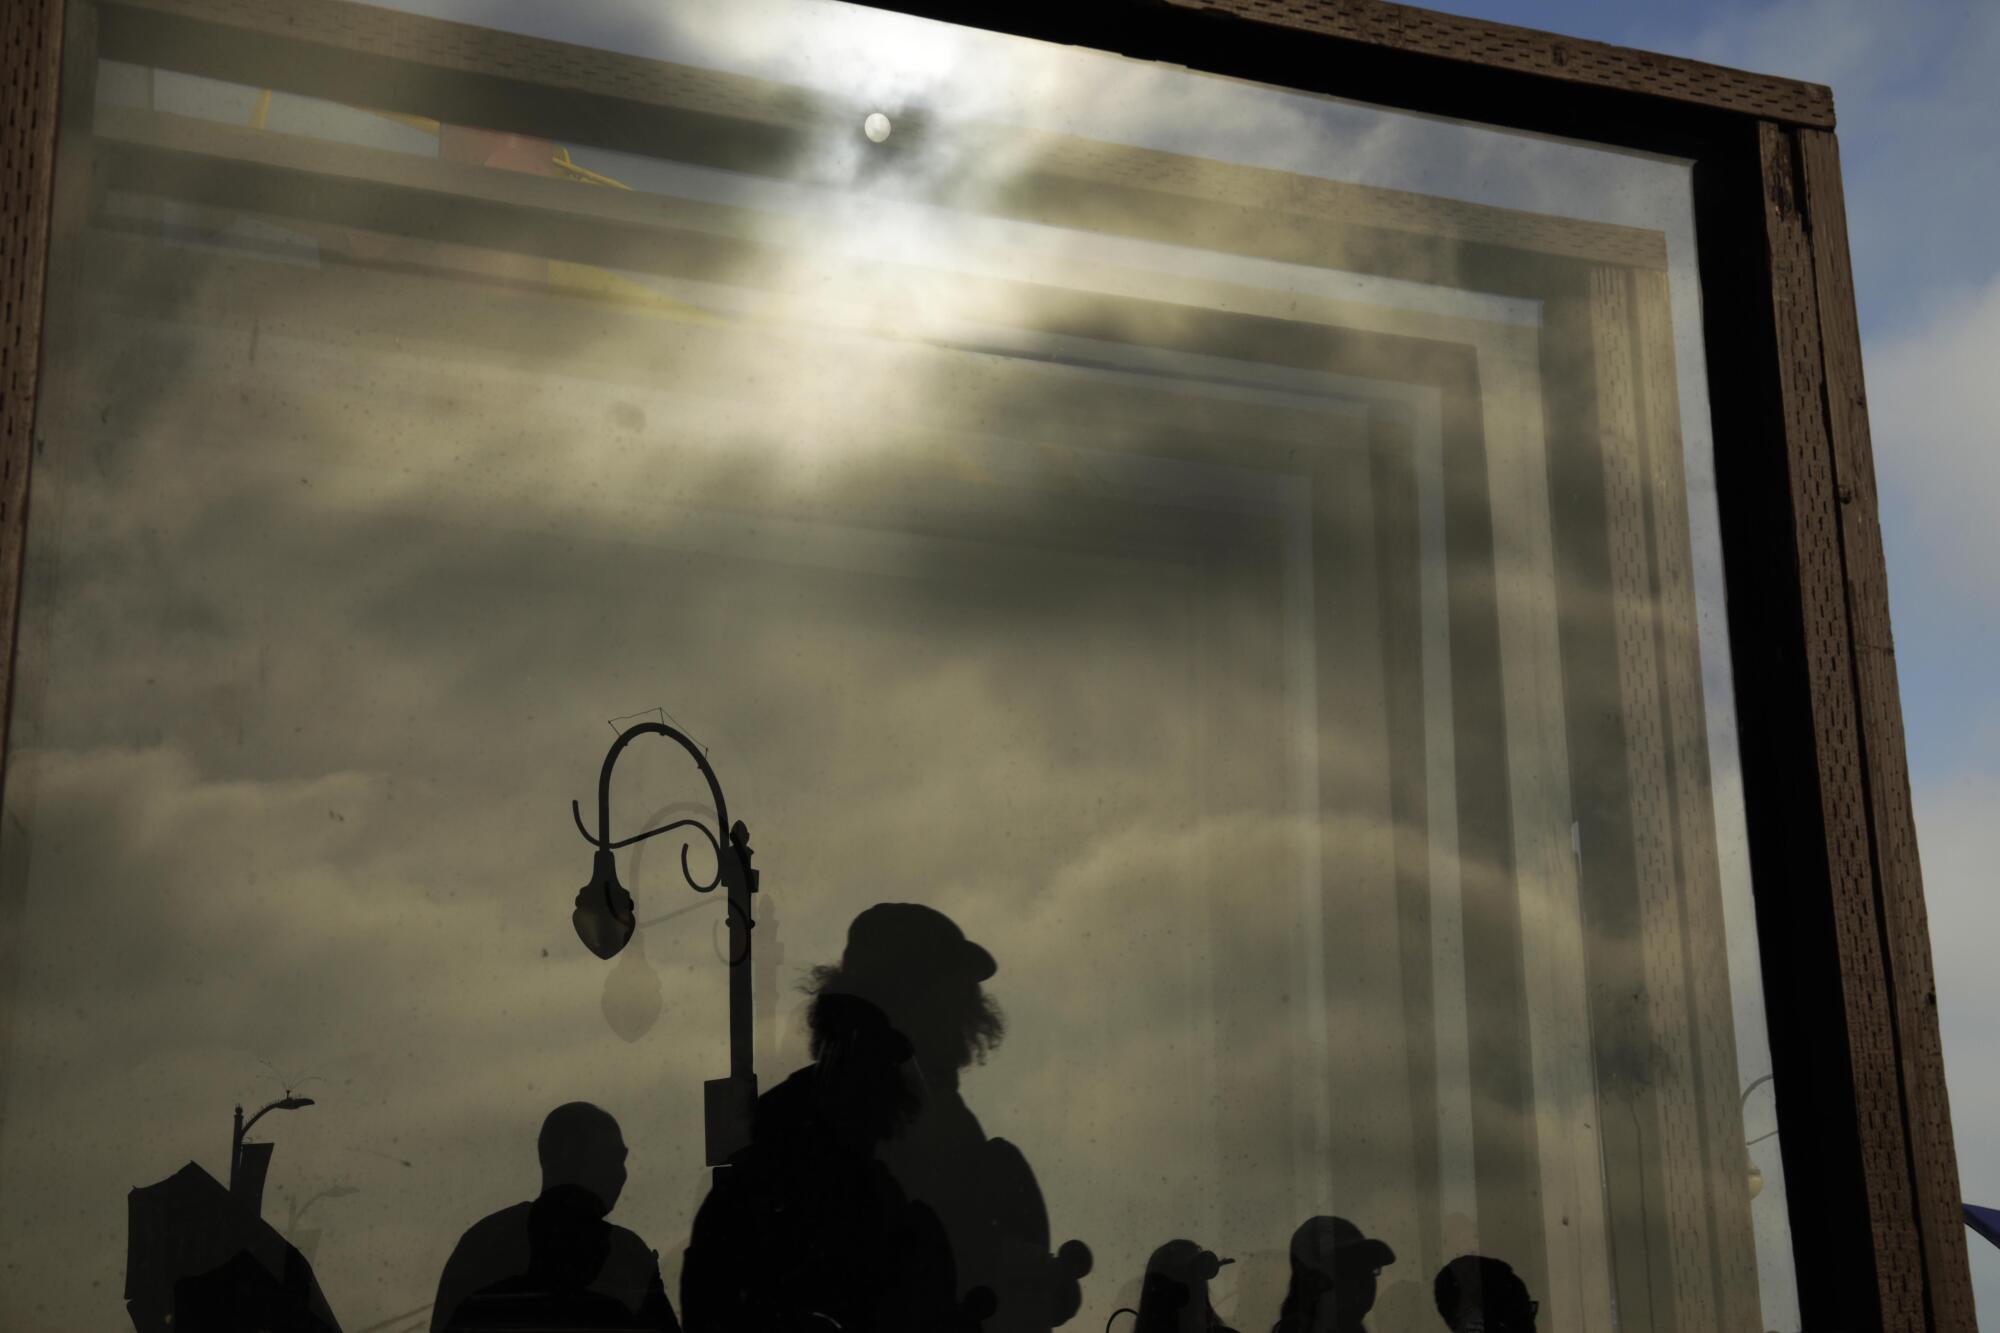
239,1096,315,1144
572,722,734,893
1741,1073,1781,1148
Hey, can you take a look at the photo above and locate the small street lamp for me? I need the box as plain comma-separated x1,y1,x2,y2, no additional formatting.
569,719,760,1165
1741,1073,1776,1200
230,1095,314,1214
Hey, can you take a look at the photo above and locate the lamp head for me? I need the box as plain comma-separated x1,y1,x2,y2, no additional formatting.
574,847,636,960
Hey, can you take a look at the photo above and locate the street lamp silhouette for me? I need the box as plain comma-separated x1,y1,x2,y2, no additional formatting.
569,719,760,1164
230,1095,314,1215
1742,1073,1777,1200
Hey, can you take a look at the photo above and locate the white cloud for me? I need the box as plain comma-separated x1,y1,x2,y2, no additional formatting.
1867,271,2000,611
1665,0,1927,97
1914,774,2000,1306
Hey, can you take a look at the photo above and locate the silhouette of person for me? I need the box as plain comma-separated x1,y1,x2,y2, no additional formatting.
805,903,1091,1333
1133,1240,1239,1333
681,991,980,1333
1431,1256,1538,1333
1272,1217,1395,1333
432,1102,678,1332
447,1185,645,1330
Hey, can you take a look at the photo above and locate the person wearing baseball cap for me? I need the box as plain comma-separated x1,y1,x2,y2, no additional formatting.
1133,1239,1240,1333
1272,1216,1396,1333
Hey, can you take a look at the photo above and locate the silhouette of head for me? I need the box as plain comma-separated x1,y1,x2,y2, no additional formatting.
804,990,924,1143
1137,1239,1237,1333
1280,1216,1394,1330
808,903,1004,1077
1433,1256,1537,1332
536,1102,626,1215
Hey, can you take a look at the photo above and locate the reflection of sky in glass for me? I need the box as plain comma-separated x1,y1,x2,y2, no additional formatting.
5,3,1799,1331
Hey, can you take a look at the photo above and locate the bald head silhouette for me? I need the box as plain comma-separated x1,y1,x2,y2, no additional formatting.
1433,1256,1536,1333
536,1102,627,1216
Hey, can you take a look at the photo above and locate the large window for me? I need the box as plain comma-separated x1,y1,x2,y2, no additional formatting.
2,1,1801,1330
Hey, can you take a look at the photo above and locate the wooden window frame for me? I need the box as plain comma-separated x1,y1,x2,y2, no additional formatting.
0,0,1970,1327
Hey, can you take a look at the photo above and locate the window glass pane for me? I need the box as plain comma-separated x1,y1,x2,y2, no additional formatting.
5,3,1798,1331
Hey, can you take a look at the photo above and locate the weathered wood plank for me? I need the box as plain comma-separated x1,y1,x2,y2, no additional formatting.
1169,0,1832,126
1758,118,1925,1331
0,0,65,781
860,0,1833,126
1797,124,1977,1332
0,0,74,1157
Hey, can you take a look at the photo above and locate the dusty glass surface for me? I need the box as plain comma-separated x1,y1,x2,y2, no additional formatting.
2,1,1799,1331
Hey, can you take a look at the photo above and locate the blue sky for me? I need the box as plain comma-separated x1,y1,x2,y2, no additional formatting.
1425,0,2000,1315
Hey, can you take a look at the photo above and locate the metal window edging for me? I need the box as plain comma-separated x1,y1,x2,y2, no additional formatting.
0,0,1973,1328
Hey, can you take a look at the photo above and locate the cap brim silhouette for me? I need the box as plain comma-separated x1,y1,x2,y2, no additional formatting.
1292,1215,1396,1273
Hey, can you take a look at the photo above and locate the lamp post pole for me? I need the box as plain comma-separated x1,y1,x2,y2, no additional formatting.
570,720,759,1164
